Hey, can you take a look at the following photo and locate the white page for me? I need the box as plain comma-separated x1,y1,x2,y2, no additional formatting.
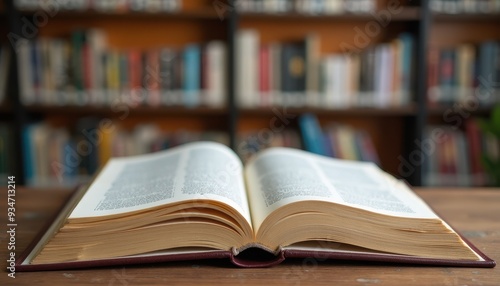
246,148,439,231
70,142,251,224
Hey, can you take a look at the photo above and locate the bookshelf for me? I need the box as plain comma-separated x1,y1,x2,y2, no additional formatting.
2,0,499,187
425,0,500,186
6,0,234,186
234,0,427,184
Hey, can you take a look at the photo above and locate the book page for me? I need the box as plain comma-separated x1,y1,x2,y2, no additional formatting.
70,142,251,223
245,148,438,231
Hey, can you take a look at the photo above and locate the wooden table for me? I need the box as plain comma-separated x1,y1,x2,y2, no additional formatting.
1,188,499,285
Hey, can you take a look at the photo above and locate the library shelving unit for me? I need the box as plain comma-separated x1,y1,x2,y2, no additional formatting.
2,0,499,187
5,0,236,186
234,0,429,186
424,1,500,186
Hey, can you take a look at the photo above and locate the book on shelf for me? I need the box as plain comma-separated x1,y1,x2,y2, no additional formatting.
235,0,375,14
427,41,500,107
16,29,227,108
236,30,414,109
22,120,228,187
298,113,326,155
17,142,495,270
14,0,182,13
299,113,380,165
430,0,500,14
423,121,499,187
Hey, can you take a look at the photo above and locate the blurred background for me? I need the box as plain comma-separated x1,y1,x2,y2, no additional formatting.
0,0,499,188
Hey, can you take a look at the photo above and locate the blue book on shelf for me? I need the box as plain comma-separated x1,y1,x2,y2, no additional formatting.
183,45,201,107
322,133,333,157
63,140,78,179
31,41,41,99
399,33,413,105
478,41,496,105
298,113,326,156
22,125,35,183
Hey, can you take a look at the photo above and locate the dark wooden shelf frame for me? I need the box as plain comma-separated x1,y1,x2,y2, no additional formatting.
239,6,420,21
427,106,493,117
19,9,222,20
240,106,418,117
432,13,500,22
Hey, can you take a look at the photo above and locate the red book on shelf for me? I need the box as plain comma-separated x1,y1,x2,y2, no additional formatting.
465,120,486,185
128,50,142,106
427,48,439,107
146,49,161,106
448,131,459,185
259,45,270,106
83,44,92,97
438,130,451,177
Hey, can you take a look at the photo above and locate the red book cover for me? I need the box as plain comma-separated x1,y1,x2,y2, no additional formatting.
16,185,496,271
438,130,451,177
448,131,459,183
83,43,92,101
128,50,141,106
15,179,496,272
83,44,91,90
13,144,497,271
465,119,485,184
329,127,343,159
360,131,380,166
146,49,161,106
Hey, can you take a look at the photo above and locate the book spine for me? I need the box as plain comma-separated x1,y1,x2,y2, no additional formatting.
128,50,142,106
17,40,35,105
280,43,306,106
259,45,270,106
399,33,413,106
32,40,42,104
298,113,326,155
22,126,34,184
71,30,87,105
183,45,201,107
478,42,495,105
495,43,500,103
439,49,455,105
206,42,226,108
146,49,161,106
427,48,440,106
118,52,129,105
159,48,175,106
236,30,259,108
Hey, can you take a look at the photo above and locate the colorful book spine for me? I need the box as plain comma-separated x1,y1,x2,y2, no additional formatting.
298,113,326,156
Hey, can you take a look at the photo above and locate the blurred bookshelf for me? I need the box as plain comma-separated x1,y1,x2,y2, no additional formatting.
1,0,499,187
25,105,229,116
240,106,418,117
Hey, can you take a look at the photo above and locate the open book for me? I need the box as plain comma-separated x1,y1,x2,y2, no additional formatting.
18,142,495,270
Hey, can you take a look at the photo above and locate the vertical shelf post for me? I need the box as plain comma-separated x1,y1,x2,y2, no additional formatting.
403,0,430,186
5,0,27,185
227,0,238,151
